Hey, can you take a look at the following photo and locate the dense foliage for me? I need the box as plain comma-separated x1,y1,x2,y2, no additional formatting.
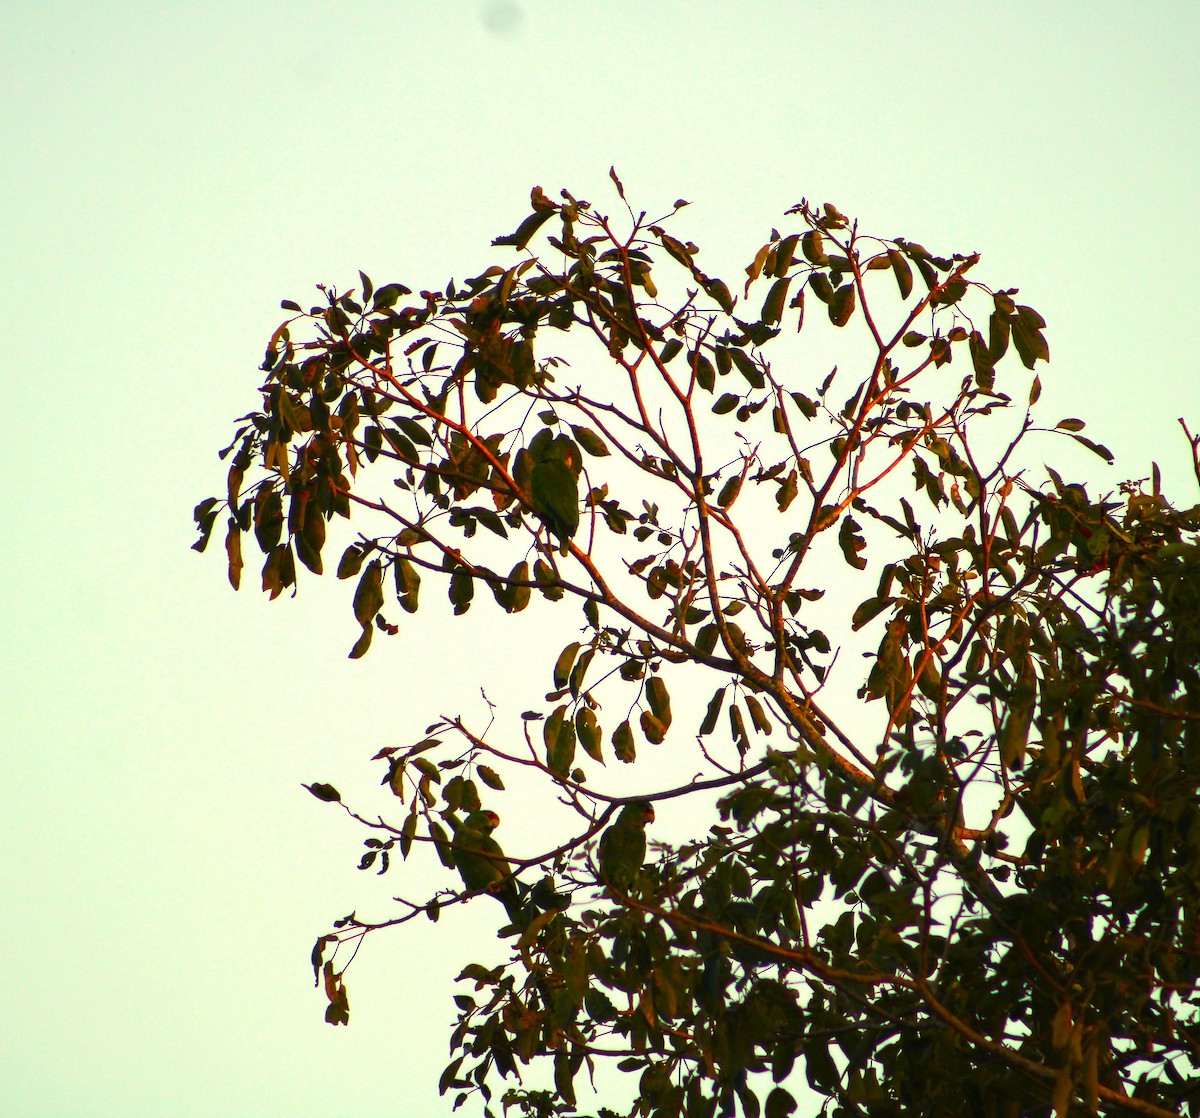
196,176,1200,1118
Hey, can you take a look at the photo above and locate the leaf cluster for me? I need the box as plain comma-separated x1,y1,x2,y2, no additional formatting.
201,182,1200,1118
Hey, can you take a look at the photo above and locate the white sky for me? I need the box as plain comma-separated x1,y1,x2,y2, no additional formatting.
3,3,1197,1116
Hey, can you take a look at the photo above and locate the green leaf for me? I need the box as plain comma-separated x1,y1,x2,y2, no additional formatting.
1067,433,1114,463
570,425,610,456
353,561,385,627
613,720,636,763
699,688,725,735
544,705,576,777
744,693,772,735
646,676,672,728
761,277,791,326
852,596,892,631
765,1087,797,1118
717,474,743,508
348,623,373,659
337,543,365,580
693,351,717,392
838,515,867,570
395,558,421,613
506,561,530,613
713,393,739,415
478,765,504,790
304,782,341,803
225,524,243,590
554,642,581,689
729,702,749,756
492,208,554,250
639,710,668,744
828,283,856,327
808,272,834,304
801,231,826,264
888,250,913,300
371,283,411,309
657,338,683,365
772,233,800,277
576,707,603,763
1011,305,1049,369
448,569,474,615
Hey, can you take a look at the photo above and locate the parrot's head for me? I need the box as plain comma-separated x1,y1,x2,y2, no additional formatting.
465,809,501,832
629,801,655,826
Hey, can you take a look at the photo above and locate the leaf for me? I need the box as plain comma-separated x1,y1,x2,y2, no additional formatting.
775,469,798,512
744,693,772,735
613,720,636,763
576,707,603,763
888,250,913,299
801,231,826,264
1068,433,1114,463
838,515,867,570
646,676,672,728
772,233,800,277
506,561,531,613
728,347,764,389
1011,305,1049,369
717,474,743,508
477,765,504,791
570,425,610,456
554,642,581,689
761,277,791,326
348,623,373,659
353,560,385,627
808,272,834,304
337,544,365,580
304,782,341,803
608,165,625,198
729,702,749,756
395,558,421,613
225,524,243,590
852,596,892,631
492,208,554,250
1055,418,1086,432
372,283,411,310
448,569,474,615
988,309,1010,362
713,393,739,415
639,710,667,744
765,1087,797,1118
545,705,576,776
699,688,726,735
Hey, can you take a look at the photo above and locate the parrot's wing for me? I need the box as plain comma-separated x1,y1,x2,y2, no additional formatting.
531,458,580,549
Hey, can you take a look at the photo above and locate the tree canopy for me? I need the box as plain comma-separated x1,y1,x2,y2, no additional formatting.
195,175,1200,1118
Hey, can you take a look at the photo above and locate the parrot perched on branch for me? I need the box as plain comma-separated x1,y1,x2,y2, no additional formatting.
597,800,655,892
451,810,526,928
529,435,581,554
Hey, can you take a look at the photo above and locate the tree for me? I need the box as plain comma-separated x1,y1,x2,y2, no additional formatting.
195,173,1200,1118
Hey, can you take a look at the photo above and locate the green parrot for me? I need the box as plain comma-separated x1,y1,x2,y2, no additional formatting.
529,437,580,554
597,800,655,892
451,810,526,928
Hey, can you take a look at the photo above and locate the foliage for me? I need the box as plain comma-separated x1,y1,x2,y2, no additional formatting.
196,175,1200,1118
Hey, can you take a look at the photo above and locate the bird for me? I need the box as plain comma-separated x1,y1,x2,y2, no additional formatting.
450,809,526,928
597,800,655,893
529,437,580,553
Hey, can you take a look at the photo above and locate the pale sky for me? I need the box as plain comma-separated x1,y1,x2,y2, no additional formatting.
3,3,1197,1116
